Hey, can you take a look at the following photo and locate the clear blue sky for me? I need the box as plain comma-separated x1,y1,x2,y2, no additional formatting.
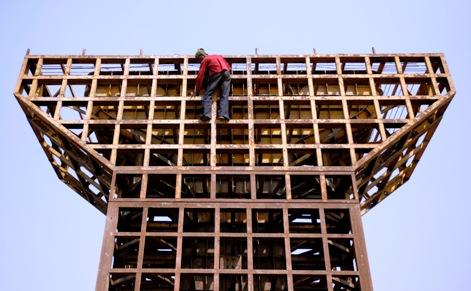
1,0,470,290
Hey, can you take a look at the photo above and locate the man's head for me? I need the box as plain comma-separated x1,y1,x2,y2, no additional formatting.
195,48,207,60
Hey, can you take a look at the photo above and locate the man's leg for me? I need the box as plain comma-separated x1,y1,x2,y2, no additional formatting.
201,73,223,120
218,71,231,120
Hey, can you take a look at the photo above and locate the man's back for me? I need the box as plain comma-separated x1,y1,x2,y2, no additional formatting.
200,55,231,76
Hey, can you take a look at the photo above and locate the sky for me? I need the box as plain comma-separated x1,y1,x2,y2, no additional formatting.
1,0,470,290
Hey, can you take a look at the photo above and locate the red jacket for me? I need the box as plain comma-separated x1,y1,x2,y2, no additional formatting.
195,55,231,95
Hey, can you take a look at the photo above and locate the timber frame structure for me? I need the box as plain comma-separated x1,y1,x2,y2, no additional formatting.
15,52,454,291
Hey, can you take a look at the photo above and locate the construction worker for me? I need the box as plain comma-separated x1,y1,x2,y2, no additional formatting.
193,48,231,122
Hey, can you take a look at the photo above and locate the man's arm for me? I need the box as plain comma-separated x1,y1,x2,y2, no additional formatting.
195,59,208,95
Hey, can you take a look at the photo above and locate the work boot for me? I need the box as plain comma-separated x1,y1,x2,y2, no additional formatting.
217,115,230,122
200,115,211,122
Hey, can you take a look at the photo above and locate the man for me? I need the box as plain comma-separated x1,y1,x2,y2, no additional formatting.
194,48,231,121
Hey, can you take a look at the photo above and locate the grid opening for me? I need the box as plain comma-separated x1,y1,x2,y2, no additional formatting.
325,209,352,234
109,273,135,291
230,100,249,119
401,57,428,74
216,149,249,166
379,100,409,120
252,209,284,233
25,58,38,76
64,79,91,98
316,100,344,119
430,57,444,74
312,58,336,75
129,58,154,75
411,99,436,117
287,149,317,167
126,79,152,97
220,237,248,269
344,78,371,96
329,239,357,271
220,275,248,291
286,124,315,144
217,124,249,144
347,100,376,119
384,122,407,137
40,59,67,76
140,274,174,291
253,78,279,96
119,124,147,144
96,79,122,97
149,149,178,166
332,276,360,291
371,57,397,74
100,59,125,75
284,100,312,119
254,124,282,144
253,238,286,269
20,79,33,96
325,175,354,199
341,58,367,74
60,101,87,121
182,175,211,198
116,149,145,166
229,58,248,75
112,236,139,268
95,148,112,160
146,174,176,198
64,124,84,139
156,79,182,96
319,124,348,144
69,60,96,76
313,79,340,96
91,101,119,120
180,274,214,291
220,209,247,233
184,123,211,144
281,58,307,75
282,78,309,96
182,237,215,268
288,209,321,233
351,124,382,144
185,100,202,119
290,175,322,199
183,209,215,232
231,78,248,96
151,124,179,144
405,77,434,96
255,149,283,166
183,149,210,166
290,238,325,270
322,149,352,166
122,101,151,120
158,59,183,76
293,275,327,291
143,236,177,268
154,101,181,119
216,175,251,199
256,175,286,199
437,77,451,95
117,207,142,232
253,100,280,119
147,208,179,232
87,124,115,144
254,275,287,291
252,60,277,75
34,79,62,97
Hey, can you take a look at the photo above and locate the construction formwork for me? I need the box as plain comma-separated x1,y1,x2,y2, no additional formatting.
15,53,454,291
